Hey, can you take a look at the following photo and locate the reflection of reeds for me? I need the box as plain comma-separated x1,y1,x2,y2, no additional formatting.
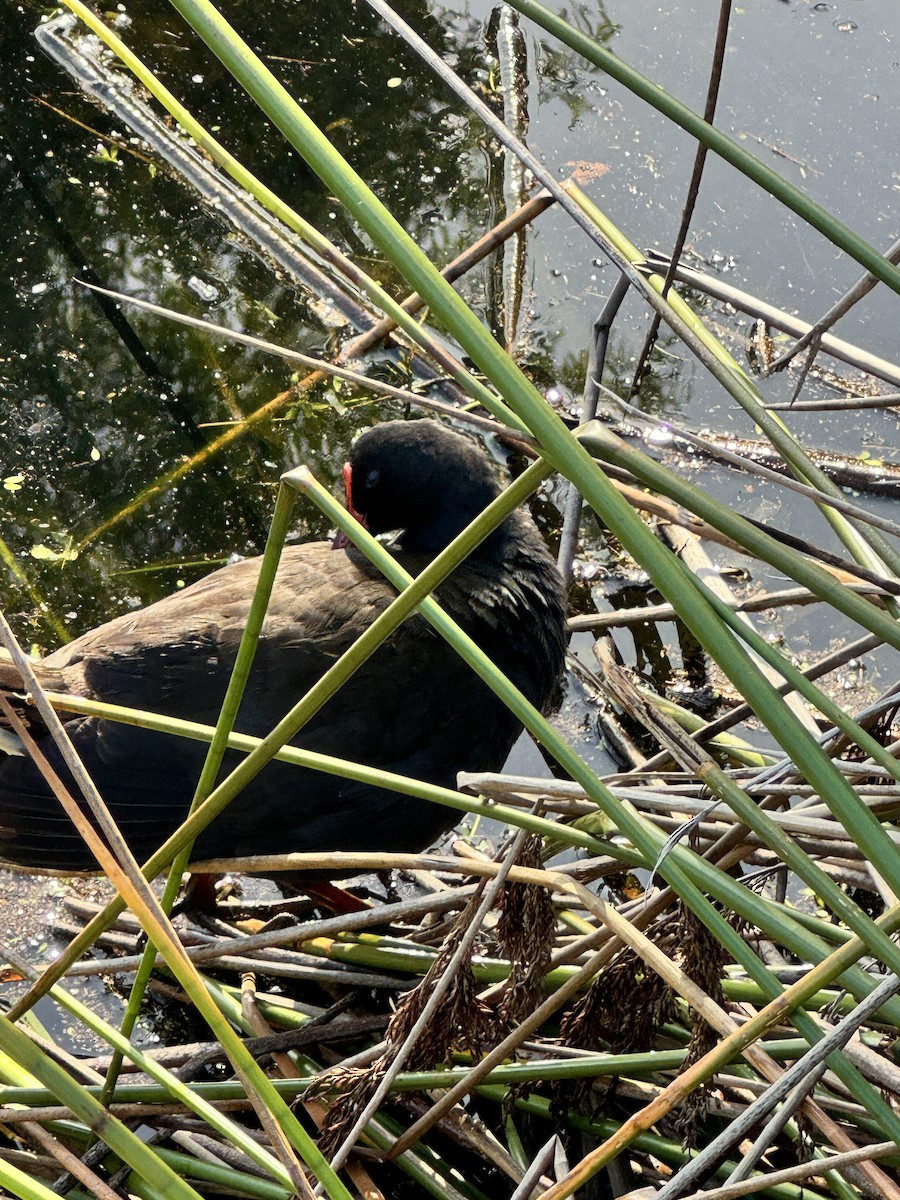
1,0,900,1196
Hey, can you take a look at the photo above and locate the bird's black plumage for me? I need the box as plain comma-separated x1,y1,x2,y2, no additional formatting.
0,420,566,872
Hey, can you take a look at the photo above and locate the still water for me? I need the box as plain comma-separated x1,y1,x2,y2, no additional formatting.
1,0,897,645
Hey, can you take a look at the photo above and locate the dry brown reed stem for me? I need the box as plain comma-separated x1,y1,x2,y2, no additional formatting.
630,0,732,396
628,804,899,857
15,1121,123,1200
0,1101,253,1124
19,1024,107,1089
517,888,677,996
49,887,476,979
643,251,900,388
603,470,900,596
767,233,900,374
169,1130,252,1176
606,394,900,539
577,656,786,885
472,787,900,873
45,947,398,987
0,1149,57,1180
633,747,878,903
660,521,819,734
403,1094,527,1184
765,393,900,411
566,582,891,631
345,188,555,349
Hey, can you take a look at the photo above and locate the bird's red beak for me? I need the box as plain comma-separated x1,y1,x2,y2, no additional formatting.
332,461,367,548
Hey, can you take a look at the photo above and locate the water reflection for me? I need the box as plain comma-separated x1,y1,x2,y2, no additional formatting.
1,0,498,645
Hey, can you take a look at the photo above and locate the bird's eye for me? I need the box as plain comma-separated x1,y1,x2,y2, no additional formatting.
365,468,381,491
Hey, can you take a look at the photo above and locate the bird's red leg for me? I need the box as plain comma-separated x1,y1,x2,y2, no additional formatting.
297,880,371,914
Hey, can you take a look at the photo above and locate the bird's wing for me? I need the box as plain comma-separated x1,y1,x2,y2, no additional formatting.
39,544,395,724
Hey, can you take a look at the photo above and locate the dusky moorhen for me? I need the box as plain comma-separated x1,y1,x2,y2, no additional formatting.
0,420,566,873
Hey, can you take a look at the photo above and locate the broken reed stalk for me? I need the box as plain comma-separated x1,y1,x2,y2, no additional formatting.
644,250,900,389
606,393,900,538
767,232,900,374
668,1143,898,1200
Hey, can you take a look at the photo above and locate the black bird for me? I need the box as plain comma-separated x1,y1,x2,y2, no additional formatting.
0,420,566,873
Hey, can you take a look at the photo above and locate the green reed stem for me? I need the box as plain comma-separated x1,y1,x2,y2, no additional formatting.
100,483,296,1109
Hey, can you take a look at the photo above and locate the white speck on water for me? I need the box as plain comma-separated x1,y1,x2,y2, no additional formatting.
186,275,222,303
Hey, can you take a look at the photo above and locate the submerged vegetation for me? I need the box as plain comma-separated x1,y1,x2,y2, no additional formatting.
1,0,899,1197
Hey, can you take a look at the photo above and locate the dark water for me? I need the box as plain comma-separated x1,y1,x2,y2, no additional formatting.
1,0,489,646
1,0,897,641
